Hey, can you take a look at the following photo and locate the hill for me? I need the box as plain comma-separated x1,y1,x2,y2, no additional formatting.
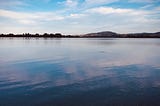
82,31,160,38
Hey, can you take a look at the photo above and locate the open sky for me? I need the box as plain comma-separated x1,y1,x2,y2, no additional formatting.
0,0,160,34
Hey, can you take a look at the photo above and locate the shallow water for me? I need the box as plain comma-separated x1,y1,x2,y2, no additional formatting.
0,38,160,106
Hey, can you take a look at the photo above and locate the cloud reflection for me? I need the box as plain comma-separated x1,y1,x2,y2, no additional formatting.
0,38,160,91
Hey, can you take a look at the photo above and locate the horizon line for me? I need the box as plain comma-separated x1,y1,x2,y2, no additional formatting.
0,31,160,35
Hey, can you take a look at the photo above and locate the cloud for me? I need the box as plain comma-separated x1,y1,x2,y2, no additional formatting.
60,0,120,9
66,0,78,7
68,13,86,18
85,6,150,17
0,0,159,34
85,0,119,5
0,0,54,8
83,6,160,33
59,0,79,8
86,7,133,15
0,9,64,25
128,0,160,3
0,0,25,7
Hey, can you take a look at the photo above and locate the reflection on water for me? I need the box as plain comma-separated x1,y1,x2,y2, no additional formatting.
0,38,160,106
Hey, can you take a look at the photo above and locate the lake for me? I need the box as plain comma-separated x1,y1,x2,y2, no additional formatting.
0,38,160,106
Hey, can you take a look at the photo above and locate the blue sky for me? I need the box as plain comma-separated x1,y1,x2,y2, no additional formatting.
0,0,160,34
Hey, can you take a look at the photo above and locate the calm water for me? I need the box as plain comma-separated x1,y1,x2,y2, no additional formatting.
0,38,160,106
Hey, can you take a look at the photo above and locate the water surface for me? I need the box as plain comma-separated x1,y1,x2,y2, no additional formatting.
0,38,160,106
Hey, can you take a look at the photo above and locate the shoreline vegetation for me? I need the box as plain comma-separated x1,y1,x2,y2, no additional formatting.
0,31,160,38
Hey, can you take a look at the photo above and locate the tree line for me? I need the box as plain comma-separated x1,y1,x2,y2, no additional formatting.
0,33,80,38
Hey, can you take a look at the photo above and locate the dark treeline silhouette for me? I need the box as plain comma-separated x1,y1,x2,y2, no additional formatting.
0,33,80,38
0,31,160,38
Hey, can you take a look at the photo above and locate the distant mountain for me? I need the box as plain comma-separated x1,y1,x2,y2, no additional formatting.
83,31,117,37
82,31,160,38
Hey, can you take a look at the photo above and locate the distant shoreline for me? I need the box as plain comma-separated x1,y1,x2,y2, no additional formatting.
0,36,160,38
0,31,160,38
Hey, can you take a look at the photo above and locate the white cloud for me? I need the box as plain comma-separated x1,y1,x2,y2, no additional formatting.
0,0,24,6
85,6,150,17
66,0,78,7
141,4,154,9
0,9,64,25
68,13,86,18
86,7,133,14
59,0,79,8
0,9,36,20
0,0,159,34
83,6,160,33
128,0,160,3
85,0,119,5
